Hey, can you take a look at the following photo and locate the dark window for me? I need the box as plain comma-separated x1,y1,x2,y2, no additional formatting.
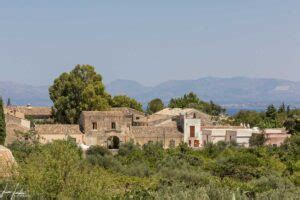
188,140,191,146
136,117,140,120
190,126,195,137
92,122,97,130
111,122,116,129
193,113,196,118
273,144,278,147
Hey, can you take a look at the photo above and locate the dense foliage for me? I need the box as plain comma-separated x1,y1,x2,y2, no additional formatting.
49,65,146,124
147,98,164,114
5,132,300,199
111,95,143,112
168,92,225,116
49,65,111,124
231,103,300,132
0,97,6,145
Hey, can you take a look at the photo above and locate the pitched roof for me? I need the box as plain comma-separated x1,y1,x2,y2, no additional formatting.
8,106,52,117
35,124,83,135
81,110,127,117
155,108,213,126
81,107,145,117
111,107,145,115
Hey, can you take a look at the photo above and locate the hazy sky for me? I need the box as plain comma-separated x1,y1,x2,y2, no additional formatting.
1,0,300,86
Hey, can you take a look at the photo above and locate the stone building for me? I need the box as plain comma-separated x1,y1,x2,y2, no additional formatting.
132,126,182,148
5,105,52,121
79,108,207,149
262,128,290,147
180,111,202,148
79,109,134,147
202,126,255,147
35,124,84,144
4,105,291,149
4,112,30,145
4,105,52,145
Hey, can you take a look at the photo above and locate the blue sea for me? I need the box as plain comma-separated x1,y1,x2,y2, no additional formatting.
226,108,264,116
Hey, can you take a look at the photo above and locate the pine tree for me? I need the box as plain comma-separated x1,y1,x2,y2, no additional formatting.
0,97,6,145
266,104,277,120
278,102,286,113
287,105,291,116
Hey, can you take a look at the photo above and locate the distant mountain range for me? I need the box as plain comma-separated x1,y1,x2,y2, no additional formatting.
1,77,300,111
0,81,51,106
106,77,300,110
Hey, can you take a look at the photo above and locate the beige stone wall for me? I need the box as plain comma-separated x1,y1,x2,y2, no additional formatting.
5,124,30,145
80,110,184,149
39,134,84,144
80,112,132,134
5,114,31,145
132,127,183,149
81,111,135,147
85,130,134,146
134,134,182,148
5,107,25,119
265,134,290,146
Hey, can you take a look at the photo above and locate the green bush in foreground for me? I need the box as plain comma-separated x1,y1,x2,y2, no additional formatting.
4,134,300,199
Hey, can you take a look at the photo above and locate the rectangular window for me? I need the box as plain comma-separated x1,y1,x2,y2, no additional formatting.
190,126,195,137
111,122,116,129
193,113,196,118
188,140,191,147
92,122,97,130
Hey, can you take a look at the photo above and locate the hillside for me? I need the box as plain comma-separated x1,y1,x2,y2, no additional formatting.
107,77,300,109
1,77,300,110
0,81,51,106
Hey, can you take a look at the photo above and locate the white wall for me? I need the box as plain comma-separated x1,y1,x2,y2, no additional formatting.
203,128,253,147
183,117,201,147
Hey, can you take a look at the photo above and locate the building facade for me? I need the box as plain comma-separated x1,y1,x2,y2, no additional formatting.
79,108,184,148
4,106,291,149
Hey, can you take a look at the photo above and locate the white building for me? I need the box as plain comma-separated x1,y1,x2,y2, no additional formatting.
202,127,256,147
180,112,202,148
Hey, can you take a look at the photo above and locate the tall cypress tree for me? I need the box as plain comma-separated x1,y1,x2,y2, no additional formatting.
7,97,11,106
0,97,6,145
